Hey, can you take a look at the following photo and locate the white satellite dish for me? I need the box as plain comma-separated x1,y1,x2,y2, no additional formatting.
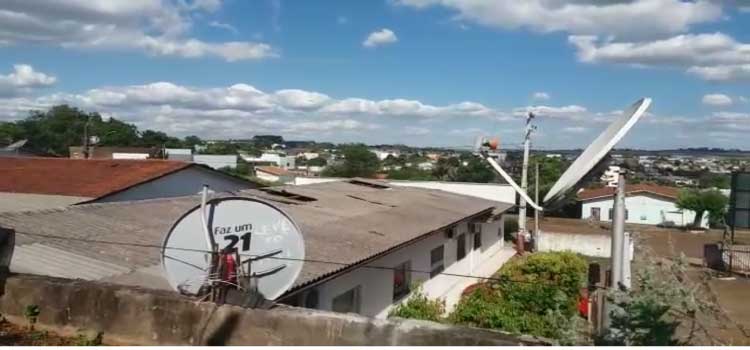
543,97,652,204
162,196,305,301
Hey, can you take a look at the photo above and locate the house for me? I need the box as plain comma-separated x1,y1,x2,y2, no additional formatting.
0,157,258,212
578,184,709,228
241,152,295,169
193,154,237,170
0,180,514,318
69,146,158,159
255,165,293,183
370,149,400,161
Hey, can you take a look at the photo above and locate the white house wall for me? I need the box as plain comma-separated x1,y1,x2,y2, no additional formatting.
309,216,509,319
581,194,708,228
94,167,253,203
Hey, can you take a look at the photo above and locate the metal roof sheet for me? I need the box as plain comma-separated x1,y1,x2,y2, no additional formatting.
0,181,512,296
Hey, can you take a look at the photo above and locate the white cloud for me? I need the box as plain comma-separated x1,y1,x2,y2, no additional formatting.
532,92,550,101
363,28,398,48
0,64,56,97
569,32,750,81
0,0,276,61
702,93,733,107
393,0,722,40
562,126,587,133
403,126,431,136
513,105,587,120
208,21,238,34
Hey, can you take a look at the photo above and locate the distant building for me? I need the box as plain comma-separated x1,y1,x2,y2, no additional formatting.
241,152,295,169
370,149,400,161
0,181,514,318
165,148,193,162
0,157,258,212
578,184,709,228
255,165,293,183
69,146,158,160
193,154,237,170
601,165,621,187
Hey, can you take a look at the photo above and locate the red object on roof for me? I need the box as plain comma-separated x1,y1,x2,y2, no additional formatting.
255,166,289,176
577,184,680,201
0,157,192,198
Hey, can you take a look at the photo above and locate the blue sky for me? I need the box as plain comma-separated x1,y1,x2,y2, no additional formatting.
0,1,748,149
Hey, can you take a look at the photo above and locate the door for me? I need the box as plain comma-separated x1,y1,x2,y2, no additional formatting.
590,207,601,220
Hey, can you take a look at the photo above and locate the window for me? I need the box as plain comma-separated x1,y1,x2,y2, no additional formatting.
456,233,466,260
393,261,411,301
332,286,360,314
607,208,629,221
430,246,444,278
590,207,601,220
473,232,482,250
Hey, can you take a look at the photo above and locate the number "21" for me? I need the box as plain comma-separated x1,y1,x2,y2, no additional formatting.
223,232,251,251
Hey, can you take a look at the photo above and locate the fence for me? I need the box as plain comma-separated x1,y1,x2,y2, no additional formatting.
722,245,750,276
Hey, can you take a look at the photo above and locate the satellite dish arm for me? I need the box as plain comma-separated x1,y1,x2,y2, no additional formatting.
479,153,543,211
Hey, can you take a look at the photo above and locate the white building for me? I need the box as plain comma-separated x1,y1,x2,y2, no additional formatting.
241,152,296,169
578,184,709,228
1,180,515,319
601,165,622,187
193,154,238,170
255,166,293,184
370,149,401,161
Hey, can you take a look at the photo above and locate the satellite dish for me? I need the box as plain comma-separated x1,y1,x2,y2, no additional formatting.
543,97,652,204
161,196,305,301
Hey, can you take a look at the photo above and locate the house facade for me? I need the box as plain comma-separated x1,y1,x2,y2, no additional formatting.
578,184,709,228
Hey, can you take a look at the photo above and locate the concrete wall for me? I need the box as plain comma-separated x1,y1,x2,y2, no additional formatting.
294,216,508,318
537,231,633,260
581,193,708,228
95,166,254,203
0,274,547,345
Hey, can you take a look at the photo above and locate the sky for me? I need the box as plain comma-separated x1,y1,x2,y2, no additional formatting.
0,0,749,150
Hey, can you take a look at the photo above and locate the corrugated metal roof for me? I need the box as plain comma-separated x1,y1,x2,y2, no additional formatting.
0,181,512,296
10,243,131,280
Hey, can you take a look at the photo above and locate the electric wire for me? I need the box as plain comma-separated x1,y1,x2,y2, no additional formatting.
13,229,601,289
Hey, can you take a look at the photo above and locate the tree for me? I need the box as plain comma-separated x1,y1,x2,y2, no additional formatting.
676,189,728,228
322,144,380,178
452,158,496,183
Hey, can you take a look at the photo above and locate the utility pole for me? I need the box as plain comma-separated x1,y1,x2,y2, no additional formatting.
603,171,627,330
518,112,535,238
534,161,540,251
82,115,91,159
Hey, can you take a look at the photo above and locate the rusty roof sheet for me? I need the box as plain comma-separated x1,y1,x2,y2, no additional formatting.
0,157,192,198
0,181,512,296
577,184,681,201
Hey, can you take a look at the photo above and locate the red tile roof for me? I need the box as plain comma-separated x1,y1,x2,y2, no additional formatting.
255,166,289,176
0,157,192,198
577,184,681,201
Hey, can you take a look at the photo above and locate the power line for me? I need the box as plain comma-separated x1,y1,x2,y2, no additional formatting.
13,230,596,290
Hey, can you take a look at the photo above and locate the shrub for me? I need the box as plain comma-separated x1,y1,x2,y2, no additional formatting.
388,288,446,322
450,252,588,342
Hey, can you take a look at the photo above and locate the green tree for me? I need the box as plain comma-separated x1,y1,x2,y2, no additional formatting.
387,167,435,180
452,157,496,183
675,189,728,228
322,144,380,178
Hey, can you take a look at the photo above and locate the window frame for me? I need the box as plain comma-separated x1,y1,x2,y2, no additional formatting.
392,260,412,301
456,233,466,261
430,245,444,278
332,285,361,314
473,231,482,250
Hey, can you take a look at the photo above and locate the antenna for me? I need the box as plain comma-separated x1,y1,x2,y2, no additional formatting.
543,97,652,205
162,196,305,306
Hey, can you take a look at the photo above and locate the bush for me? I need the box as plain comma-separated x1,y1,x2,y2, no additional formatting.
450,252,588,342
388,288,445,322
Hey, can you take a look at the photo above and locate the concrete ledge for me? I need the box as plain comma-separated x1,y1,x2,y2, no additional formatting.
0,274,548,345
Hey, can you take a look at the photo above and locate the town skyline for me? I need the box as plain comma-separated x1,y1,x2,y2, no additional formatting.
0,1,748,149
